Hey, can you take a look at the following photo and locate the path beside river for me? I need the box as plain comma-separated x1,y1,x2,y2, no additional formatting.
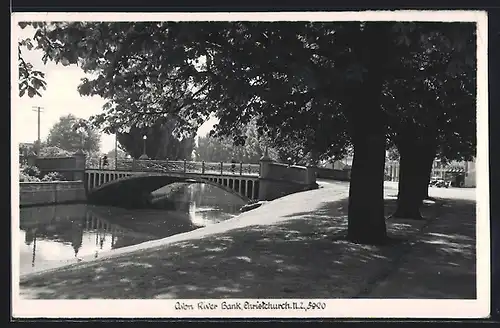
19,180,478,302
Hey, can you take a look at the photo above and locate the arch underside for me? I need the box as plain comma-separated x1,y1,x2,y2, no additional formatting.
86,173,256,207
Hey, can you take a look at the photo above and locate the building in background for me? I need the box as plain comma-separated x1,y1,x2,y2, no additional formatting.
385,157,476,188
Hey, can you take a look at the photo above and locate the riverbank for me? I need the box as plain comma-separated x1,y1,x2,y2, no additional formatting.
19,183,350,280
18,181,479,302
19,181,86,207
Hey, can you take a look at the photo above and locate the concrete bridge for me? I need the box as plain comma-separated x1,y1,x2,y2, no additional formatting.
85,169,260,206
28,151,318,207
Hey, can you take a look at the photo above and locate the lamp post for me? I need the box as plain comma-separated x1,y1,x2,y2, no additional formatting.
260,134,271,161
139,135,149,160
74,126,85,157
80,130,84,151
114,133,118,170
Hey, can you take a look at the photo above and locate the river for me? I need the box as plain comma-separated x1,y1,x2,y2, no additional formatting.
18,183,246,276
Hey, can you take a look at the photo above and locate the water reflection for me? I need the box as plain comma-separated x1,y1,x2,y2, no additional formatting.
19,183,245,275
152,183,244,226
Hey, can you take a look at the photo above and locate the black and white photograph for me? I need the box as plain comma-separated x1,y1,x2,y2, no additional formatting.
11,11,489,318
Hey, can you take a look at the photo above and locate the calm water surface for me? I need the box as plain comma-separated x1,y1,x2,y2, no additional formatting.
19,183,245,275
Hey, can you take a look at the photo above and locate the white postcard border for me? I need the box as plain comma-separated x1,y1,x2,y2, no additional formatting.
11,10,490,318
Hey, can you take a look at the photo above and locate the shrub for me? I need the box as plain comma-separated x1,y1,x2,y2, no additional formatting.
41,172,66,182
21,165,40,178
19,172,41,182
39,146,72,158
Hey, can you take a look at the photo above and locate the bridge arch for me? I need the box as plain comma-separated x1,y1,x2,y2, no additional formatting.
86,172,256,207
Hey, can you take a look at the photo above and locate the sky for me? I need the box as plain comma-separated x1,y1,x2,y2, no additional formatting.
14,26,216,154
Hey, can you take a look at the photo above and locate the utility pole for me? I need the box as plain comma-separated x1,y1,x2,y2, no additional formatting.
32,106,44,155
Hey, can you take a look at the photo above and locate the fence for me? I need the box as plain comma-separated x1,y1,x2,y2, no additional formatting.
385,160,468,182
86,158,261,176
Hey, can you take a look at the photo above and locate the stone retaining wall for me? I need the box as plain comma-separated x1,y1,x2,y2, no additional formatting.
315,167,351,181
258,160,317,200
19,181,87,207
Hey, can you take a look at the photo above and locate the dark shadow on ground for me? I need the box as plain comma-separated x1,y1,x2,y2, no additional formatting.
20,197,476,300
365,198,477,299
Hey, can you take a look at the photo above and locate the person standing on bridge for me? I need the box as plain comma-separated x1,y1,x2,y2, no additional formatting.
102,155,109,168
231,158,236,174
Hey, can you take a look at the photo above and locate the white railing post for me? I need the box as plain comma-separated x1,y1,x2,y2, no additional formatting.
220,162,223,175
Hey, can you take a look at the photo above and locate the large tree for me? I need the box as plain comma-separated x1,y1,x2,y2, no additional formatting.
116,116,196,160
384,23,476,219
46,114,101,154
20,21,476,244
105,147,128,160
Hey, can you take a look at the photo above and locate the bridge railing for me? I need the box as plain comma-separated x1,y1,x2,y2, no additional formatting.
86,158,261,176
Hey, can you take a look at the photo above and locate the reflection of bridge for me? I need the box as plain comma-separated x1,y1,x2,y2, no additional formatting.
85,159,262,206
21,207,154,248
84,209,163,249
22,206,162,270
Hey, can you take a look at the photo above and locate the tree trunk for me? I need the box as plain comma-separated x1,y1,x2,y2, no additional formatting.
418,145,436,200
393,136,437,219
348,131,387,244
346,23,392,245
393,146,425,220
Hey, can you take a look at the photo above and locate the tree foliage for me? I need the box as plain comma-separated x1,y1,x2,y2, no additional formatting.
18,25,47,98
195,120,278,163
46,114,101,154
116,116,196,160
105,148,128,159
20,21,477,244
19,21,474,161
38,145,73,157
384,23,476,162
18,22,353,153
